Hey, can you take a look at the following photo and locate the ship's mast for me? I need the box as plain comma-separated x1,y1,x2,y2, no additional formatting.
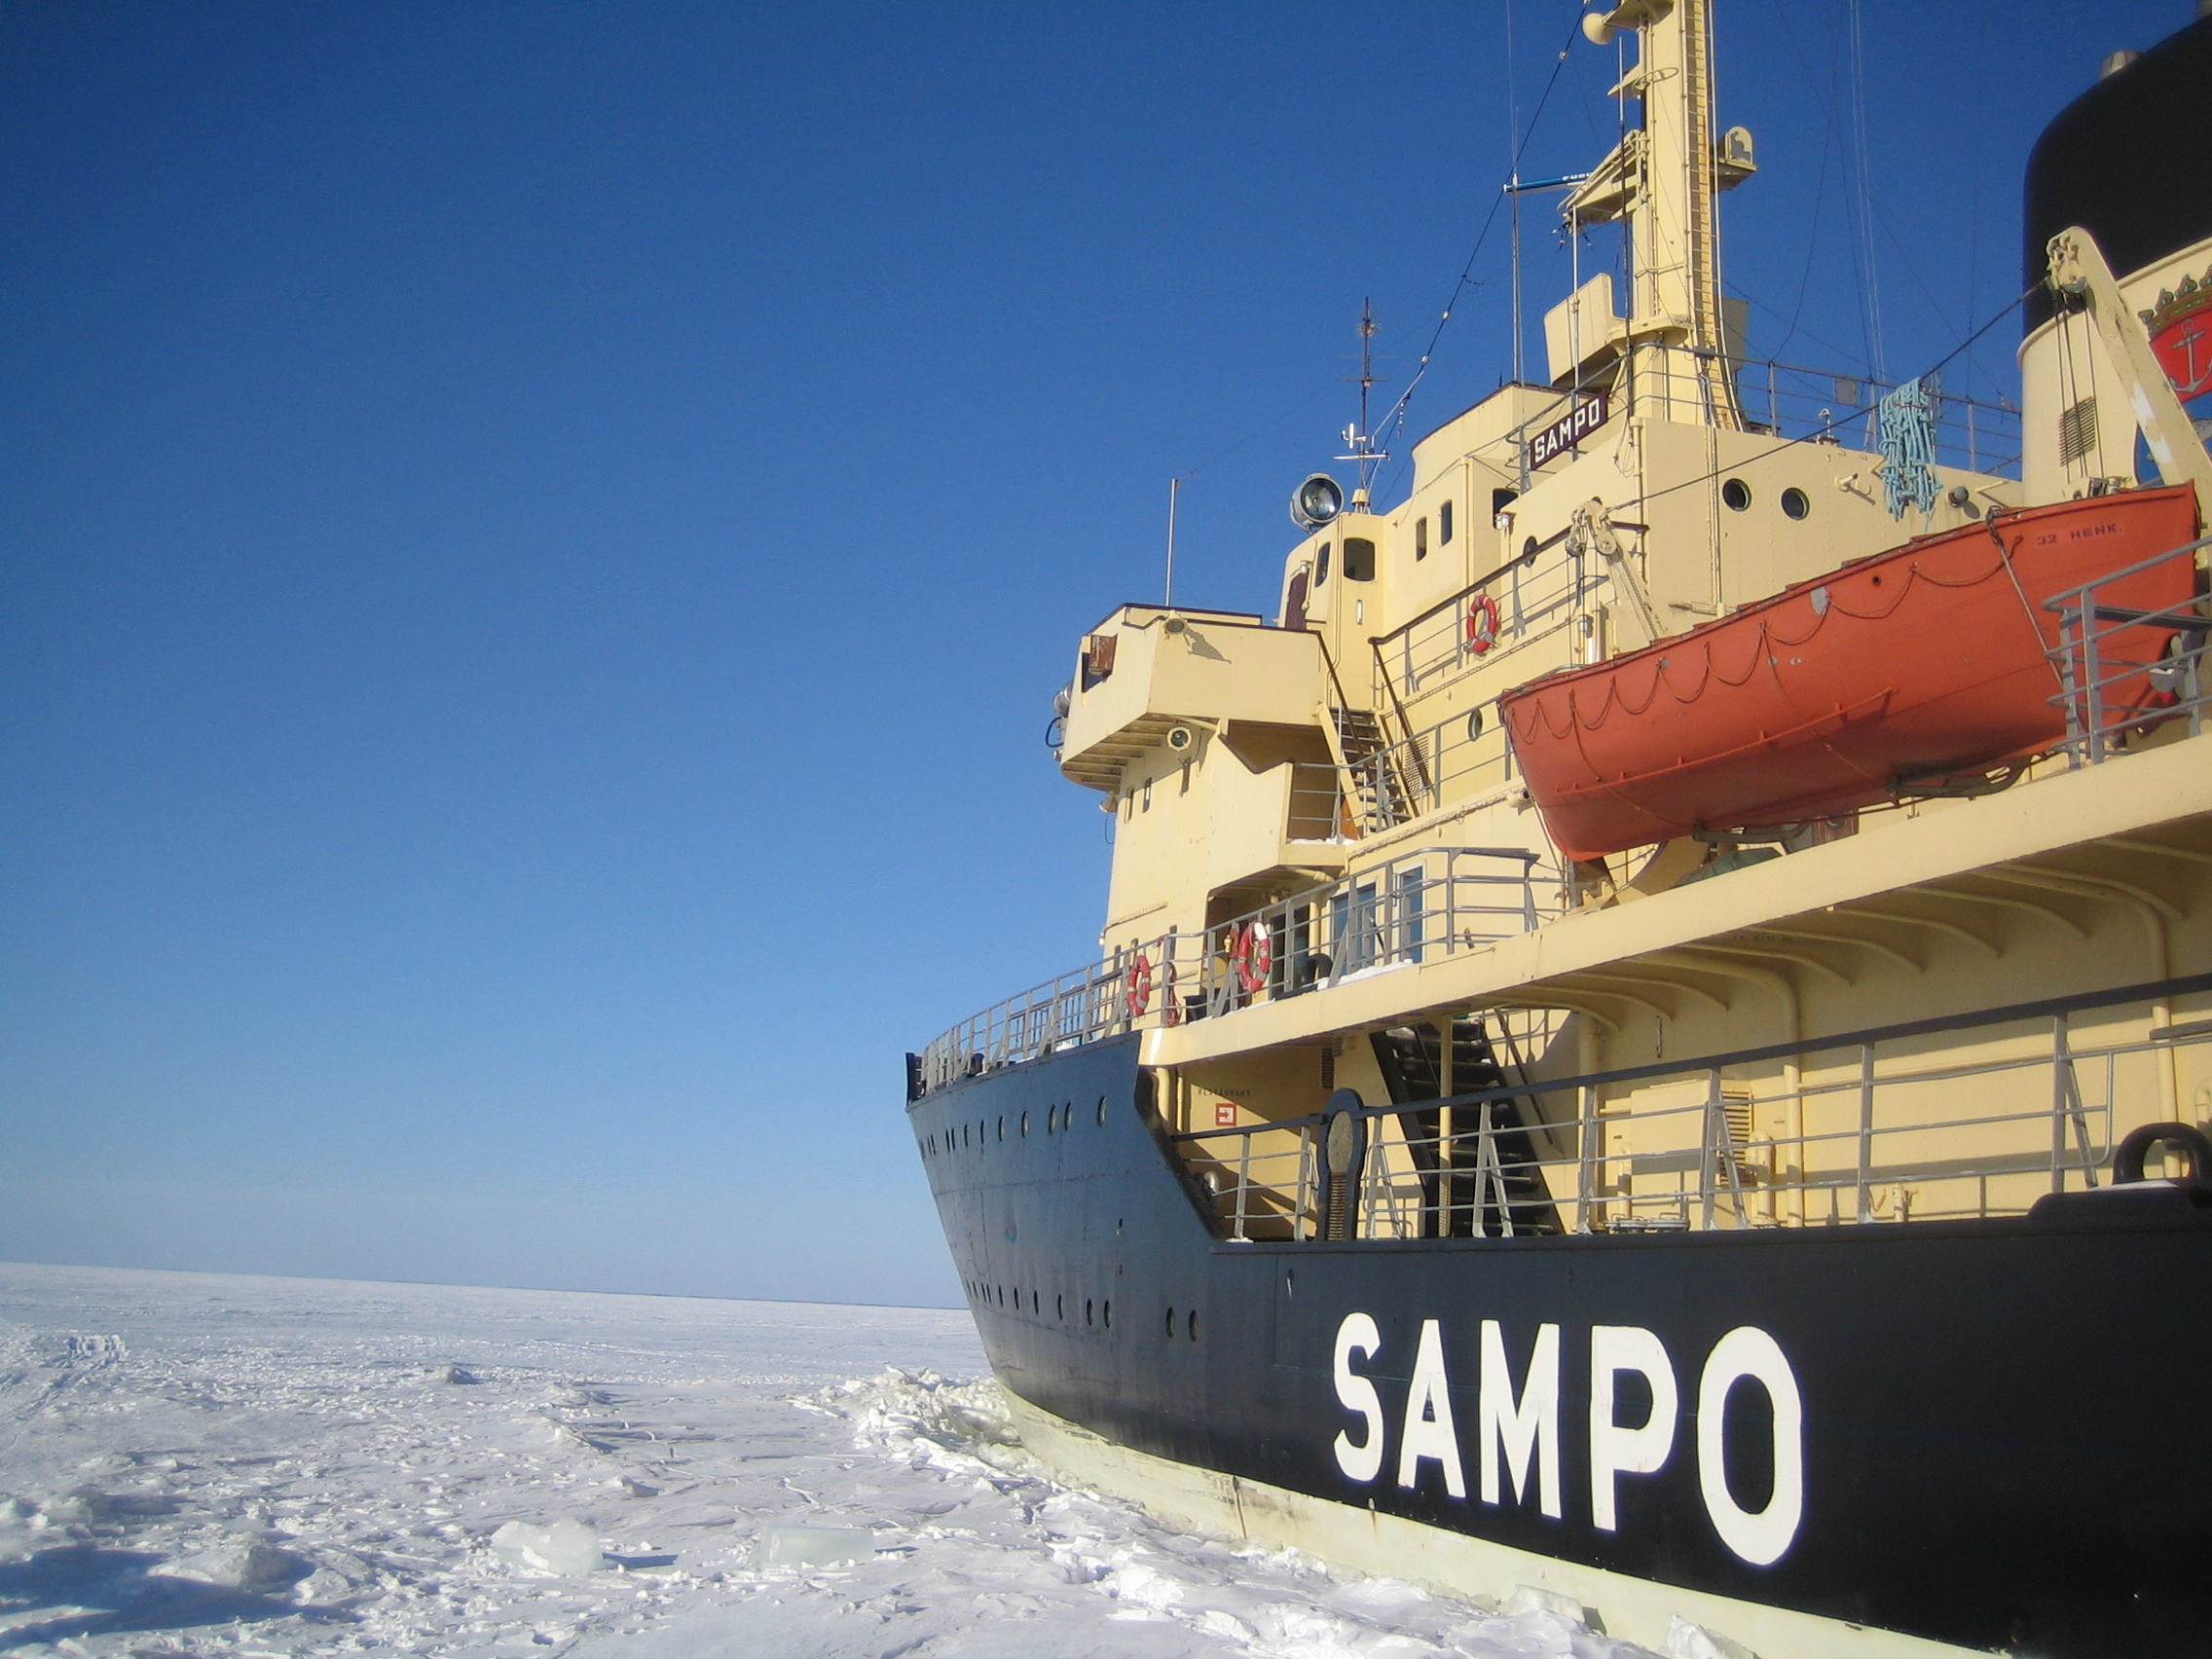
1564,0,1747,428
1338,299,1389,508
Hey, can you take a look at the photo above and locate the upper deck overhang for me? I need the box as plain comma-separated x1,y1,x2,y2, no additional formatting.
1059,606,1324,791
1141,730,2212,1066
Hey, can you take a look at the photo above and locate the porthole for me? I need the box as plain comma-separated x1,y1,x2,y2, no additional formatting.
1721,477,1751,512
1466,707,1485,745
961,1123,969,1148
996,1285,1004,1306
1086,1299,1094,1326
1057,1294,1065,1320
1187,1309,1198,1341
1165,1307,1177,1338
996,1116,1005,1140
1097,1096,1109,1125
1103,1300,1113,1329
1521,535,1538,565
1020,1111,1030,1136
1781,486,1810,520
1031,1289,1039,1313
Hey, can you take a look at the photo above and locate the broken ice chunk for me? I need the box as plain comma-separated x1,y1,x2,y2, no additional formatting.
749,1525,875,1568
491,1519,606,1574
1668,1614,1759,1659
1502,1583,1587,1622
151,1541,311,1595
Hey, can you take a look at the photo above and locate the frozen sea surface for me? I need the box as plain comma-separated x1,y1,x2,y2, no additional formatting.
0,1263,1667,1658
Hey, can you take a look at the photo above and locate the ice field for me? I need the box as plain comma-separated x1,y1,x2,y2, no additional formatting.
0,1263,1677,1658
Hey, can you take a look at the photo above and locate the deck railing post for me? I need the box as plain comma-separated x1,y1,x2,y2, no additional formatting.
2049,1012,2101,1191
2084,609,2109,763
1294,1126,1312,1242
1856,1044,1875,1223
1235,1129,1252,1240
1699,1067,1721,1231
1576,1083,1598,1234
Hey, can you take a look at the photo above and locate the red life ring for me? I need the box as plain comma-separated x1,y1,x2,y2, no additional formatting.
1125,953,1153,1018
1466,592,1501,654
1235,923,1272,994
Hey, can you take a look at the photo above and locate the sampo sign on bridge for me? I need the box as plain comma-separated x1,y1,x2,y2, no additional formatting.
1526,391,1609,469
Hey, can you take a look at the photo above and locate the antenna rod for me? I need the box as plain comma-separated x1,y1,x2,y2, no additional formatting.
1164,477,1179,608
1358,299,1376,497
1507,0,1521,387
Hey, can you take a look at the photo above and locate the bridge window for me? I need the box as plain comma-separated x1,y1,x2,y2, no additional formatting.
1415,518,1428,561
1343,538,1376,581
1442,498,1456,542
1315,543,1332,585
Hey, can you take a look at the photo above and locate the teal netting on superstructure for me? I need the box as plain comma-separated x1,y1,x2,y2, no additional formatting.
1876,375,1940,519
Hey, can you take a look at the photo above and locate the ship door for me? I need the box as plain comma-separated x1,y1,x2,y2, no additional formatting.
1285,567,1310,630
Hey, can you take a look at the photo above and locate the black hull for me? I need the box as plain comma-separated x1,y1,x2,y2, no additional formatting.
910,1036,2212,1658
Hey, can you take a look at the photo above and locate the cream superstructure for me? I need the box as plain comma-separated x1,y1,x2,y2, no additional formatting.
1029,0,2212,1235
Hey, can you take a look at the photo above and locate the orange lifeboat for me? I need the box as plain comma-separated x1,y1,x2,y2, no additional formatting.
1499,485,2201,861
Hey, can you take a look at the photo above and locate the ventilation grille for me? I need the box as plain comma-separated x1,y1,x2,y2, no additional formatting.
2059,395,2098,465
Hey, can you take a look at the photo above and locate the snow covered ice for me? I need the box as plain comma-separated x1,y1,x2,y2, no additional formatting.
0,1263,1673,1657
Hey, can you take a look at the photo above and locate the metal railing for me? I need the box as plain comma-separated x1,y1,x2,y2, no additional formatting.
1167,972,2212,1239
1369,357,2024,719
2047,531,2211,766
1491,354,2019,491
1371,549,1585,710
1711,353,2021,477
1324,709,1519,833
916,846,1558,1093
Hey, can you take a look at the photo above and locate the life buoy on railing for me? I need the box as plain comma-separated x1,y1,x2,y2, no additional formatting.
1234,922,1273,994
1125,953,1154,1019
1466,592,1501,654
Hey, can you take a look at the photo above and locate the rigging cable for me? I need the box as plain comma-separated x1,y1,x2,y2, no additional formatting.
1844,0,1887,381
1636,283,2037,510
1371,12,1588,490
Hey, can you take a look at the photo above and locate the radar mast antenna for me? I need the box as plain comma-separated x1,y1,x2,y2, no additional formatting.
1337,298,1389,508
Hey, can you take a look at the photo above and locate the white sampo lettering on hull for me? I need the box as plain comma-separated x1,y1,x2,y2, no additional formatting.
1329,1312,1805,1567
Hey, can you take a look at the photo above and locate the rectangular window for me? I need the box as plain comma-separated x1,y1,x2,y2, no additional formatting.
1180,760,1191,794
1415,518,1428,560
1440,499,1455,543
1342,537,1376,581
1491,488,1517,522
1142,779,1152,812
1315,542,1332,585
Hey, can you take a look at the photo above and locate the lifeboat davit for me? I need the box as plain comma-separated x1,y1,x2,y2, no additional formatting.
1499,485,2201,861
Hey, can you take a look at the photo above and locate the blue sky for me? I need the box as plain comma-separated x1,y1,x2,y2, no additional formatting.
1,1,2185,1308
